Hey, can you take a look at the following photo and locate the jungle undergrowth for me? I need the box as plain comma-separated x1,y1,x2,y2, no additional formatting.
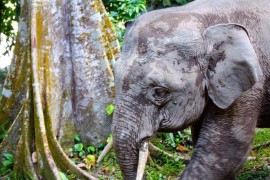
237,128,270,180
0,126,269,179
0,121,9,142
61,128,270,179
0,153,14,176
66,130,193,179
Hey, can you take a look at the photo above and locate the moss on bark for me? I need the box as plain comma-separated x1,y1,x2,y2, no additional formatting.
0,0,120,179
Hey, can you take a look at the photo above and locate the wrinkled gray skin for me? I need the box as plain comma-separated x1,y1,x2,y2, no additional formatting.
112,0,270,179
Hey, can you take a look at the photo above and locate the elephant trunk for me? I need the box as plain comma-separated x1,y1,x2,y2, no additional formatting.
112,98,156,180
113,120,139,180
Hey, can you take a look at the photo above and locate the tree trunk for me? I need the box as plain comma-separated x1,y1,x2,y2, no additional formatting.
0,0,120,178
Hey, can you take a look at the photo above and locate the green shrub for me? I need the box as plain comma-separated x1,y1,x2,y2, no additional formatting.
0,153,14,176
103,0,147,45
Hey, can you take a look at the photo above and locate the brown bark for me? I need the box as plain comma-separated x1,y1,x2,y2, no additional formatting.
0,0,120,178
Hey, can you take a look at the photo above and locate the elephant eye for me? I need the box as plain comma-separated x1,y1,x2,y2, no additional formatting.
153,87,171,102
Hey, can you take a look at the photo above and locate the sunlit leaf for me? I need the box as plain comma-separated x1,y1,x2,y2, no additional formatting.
83,155,96,169
79,151,85,158
74,143,84,152
87,146,95,153
74,134,81,143
106,104,115,115
3,153,13,161
59,171,69,180
107,134,112,143
2,160,13,167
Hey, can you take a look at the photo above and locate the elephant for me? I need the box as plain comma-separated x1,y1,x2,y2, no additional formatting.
111,0,270,179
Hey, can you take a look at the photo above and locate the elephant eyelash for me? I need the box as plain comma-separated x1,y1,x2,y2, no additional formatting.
154,88,170,98
153,87,172,103
149,82,158,87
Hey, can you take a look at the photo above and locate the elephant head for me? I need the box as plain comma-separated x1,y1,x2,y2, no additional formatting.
112,13,262,179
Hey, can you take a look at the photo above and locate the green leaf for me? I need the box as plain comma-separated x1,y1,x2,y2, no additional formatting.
86,154,95,163
162,0,171,6
59,171,69,180
3,153,13,162
74,134,81,143
67,173,76,179
107,134,112,143
166,133,176,147
79,151,85,158
97,143,105,149
106,104,115,115
2,160,13,167
87,146,95,153
74,143,84,152
0,168,11,176
110,11,119,17
176,0,188,4
82,154,96,169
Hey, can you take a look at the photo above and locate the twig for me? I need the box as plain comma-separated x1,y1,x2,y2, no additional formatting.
147,154,154,164
148,142,190,161
247,156,256,161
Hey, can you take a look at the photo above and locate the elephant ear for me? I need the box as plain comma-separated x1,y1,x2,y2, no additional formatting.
204,24,263,109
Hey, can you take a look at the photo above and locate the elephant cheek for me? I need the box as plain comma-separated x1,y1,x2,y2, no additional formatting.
158,108,181,131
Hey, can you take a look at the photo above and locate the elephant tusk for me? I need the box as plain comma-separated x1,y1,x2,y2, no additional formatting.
97,139,114,163
136,141,149,180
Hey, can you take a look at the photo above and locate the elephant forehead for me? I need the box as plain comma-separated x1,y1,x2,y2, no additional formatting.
144,61,200,89
137,25,202,56
119,12,204,68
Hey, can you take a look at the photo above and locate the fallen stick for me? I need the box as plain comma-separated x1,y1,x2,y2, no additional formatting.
148,142,190,161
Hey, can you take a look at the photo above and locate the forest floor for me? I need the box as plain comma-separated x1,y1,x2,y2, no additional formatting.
0,126,269,179
69,128,270,180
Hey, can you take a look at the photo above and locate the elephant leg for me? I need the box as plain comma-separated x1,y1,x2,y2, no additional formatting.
258,76,270,128
191,119,203,146
180,83,263,180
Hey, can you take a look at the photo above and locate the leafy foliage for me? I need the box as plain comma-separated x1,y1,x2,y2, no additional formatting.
0,153,14,176
238,166,270,180
145,156,185,179
69,134,96,160
103,0,146,45
147,0,193,10
0,121,9,142
106,104,115,116
59,171,76,180
237,129,270,179
0,0,20,55
59,171,69,180
102,0,194,45
156,129,192,151
55,127,269,179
